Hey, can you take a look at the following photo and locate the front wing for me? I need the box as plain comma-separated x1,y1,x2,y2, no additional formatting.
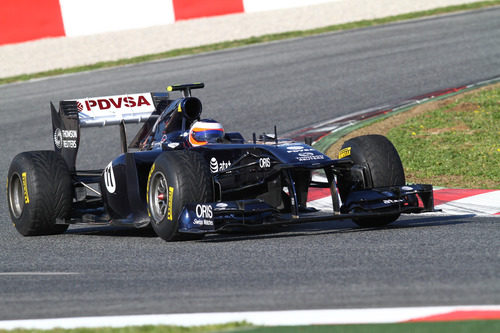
178,184,434,234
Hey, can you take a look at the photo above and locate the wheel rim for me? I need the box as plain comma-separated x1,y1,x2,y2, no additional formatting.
149,171,169,224
8,173,25,219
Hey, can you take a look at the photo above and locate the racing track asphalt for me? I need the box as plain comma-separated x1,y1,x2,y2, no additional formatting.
0,7,499,320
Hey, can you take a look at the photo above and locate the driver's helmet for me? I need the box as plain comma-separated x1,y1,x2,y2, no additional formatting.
188,119,224,146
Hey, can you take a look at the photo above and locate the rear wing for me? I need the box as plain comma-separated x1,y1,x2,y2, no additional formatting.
75,93,159,127
51,92,170,171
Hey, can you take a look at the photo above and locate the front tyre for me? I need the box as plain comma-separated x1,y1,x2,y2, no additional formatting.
339,135,405,227
146,151,213,241
7,151,72,236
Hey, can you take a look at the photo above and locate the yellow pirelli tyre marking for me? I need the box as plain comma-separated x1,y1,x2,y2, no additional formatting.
339,147,351,159
21,172,30,204
167,186,174,221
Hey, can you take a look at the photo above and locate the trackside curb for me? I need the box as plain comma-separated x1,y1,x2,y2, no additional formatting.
308,186,500,215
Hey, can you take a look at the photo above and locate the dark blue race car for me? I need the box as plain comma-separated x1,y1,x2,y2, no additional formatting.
7,83,434,241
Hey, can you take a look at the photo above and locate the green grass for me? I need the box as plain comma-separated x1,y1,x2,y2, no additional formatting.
1,0,500,85
2,320,499,333
0,322,250,333
243,320,500,333
386,85,500,189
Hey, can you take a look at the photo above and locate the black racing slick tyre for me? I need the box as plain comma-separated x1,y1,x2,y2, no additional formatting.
7,151,72,236
146,150,213,241
339,135,405,228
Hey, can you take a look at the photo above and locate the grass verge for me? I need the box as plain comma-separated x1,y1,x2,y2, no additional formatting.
2,320,499,333
0,322,251,333
244,320,500,332
387,84,500,189
1,0,500,85
326,83,500,189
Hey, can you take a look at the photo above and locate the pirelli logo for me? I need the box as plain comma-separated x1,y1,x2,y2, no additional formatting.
167,186,174,221
338,147,351,159
22,172,29,204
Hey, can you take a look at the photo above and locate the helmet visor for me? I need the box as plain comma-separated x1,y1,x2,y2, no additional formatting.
192,129,224,143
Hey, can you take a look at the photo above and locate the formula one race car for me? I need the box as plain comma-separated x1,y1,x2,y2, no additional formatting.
7,83,434,241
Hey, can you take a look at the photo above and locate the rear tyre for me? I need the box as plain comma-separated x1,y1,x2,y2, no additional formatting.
7,151,72,236
339,135,405,227
147,150,213,241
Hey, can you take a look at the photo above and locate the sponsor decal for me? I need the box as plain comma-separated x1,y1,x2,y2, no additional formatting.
193,218,214,226
103,162,116,194
286,145,305,152
63,140,77,149
167,186,174,221
284,144,317,154
219,160,231,171
21,172,29,204
62,130,77,138
339,147,351,159
75,94,155,126
296,154,325,162
78,95,152,112
194,204,214,226
196,204,213,219
298,152,314,157
53,128,77,149
209,157,231,173
53,128,62,149
210,157,219,173
383,199,404,204
259,157,271,168
215,202,228,209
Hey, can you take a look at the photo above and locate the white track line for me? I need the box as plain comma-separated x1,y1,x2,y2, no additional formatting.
1,306,499,330
0,272,79,276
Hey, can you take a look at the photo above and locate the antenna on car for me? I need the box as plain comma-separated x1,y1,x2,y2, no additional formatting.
274,125,278,145
253,133,256,144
